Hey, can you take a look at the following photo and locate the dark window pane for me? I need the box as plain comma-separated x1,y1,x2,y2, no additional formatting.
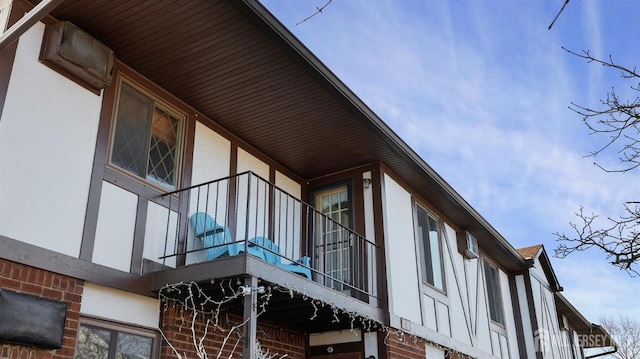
147,107,179,188
417,206,444,290
484,260,504,324
116,332,153,359
111,83,153,178
75,324,111,359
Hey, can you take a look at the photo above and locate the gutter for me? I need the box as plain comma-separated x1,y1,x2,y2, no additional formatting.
0,0,65,51
585,346,617,359
585,324,617,359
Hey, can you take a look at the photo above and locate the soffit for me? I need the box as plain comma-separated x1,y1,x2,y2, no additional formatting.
42,0,527,271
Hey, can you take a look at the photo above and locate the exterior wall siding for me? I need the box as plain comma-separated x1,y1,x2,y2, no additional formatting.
0,259,84,359
382,174,422,322
0,21,101,257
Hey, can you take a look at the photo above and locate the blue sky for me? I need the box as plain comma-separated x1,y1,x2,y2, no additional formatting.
259,1,640,324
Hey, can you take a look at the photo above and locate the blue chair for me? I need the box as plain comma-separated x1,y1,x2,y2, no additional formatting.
250,237,312,279
190,213,312,279
190,212,238,260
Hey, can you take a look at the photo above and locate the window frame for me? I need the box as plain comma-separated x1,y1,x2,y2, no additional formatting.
75,317,159,359
106,75,187,195
482,258,505,326
414,203,446,294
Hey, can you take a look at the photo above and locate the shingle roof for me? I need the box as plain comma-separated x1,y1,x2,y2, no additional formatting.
517,244,543,260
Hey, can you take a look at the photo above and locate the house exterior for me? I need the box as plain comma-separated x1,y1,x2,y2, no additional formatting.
0,1,614,359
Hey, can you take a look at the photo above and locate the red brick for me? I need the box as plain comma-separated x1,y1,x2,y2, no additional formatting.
1,345,10,358
62,292,81,304
33,270,46,286
0,277,21,290
50,274,61,289
42,272,53,288
42,288,63,301
9,264,22,280
19,282,43,296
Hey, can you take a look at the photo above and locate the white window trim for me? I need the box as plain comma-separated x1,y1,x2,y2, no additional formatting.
414,203,447,295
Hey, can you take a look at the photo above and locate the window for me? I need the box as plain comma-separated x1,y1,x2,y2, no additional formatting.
415,205,445,291
75,320,157,359
110,81,183,190
483,259,504,325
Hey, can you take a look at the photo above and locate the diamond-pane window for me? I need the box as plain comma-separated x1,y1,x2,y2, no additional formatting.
111,82,182,189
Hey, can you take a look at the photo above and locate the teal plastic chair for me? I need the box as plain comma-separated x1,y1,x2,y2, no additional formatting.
190,212,266,261
250,237,312,279
190,212,239,260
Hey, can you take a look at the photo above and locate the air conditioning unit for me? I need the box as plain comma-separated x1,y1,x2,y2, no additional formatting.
456,231,479,259
40,21,114,91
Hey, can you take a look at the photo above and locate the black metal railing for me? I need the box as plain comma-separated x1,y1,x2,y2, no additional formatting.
159,171,380,302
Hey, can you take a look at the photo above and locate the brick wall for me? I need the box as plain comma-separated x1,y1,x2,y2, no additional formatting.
385,333,427,359
0,259,84,359
384,332,473,359
445,352,471,359
160,301,306,359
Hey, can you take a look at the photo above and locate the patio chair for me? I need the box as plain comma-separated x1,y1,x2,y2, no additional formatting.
190,212,261,261
249,237,312,279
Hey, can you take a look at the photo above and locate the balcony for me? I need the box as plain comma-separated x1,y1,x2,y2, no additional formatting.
150,172,384,331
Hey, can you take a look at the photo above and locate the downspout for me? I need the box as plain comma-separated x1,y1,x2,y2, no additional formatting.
0,0,65,51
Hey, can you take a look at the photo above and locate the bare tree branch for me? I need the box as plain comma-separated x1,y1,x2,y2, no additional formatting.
599,315,640,359
548,0,570,30
554,205,640,276
296,0,333,25
562,47,640,173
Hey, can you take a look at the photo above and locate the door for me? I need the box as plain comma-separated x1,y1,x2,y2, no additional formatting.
315,185,353,290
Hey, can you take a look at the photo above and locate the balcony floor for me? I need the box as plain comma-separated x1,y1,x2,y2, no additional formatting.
151,254,385,333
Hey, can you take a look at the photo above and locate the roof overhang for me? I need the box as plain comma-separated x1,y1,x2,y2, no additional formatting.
28,0,528,270
555,293,616,349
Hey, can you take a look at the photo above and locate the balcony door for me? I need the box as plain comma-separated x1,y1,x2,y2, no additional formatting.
315,185,353,291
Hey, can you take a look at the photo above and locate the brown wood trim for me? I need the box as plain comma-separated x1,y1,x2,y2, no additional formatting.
377,330,388,359
0,0,27,124
130,196,148,275
370,164,389,314
523,271,542,359
509,273,528,359
79,61,120,261
1,234,153,296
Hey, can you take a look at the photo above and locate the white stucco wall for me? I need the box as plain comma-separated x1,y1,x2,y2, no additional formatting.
274,170,302,259
0,22,102,257
81,282,159,328
144,201,178,267
236,149,270,240
191,121,231,185
92,181,137,271
382,174,422,322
